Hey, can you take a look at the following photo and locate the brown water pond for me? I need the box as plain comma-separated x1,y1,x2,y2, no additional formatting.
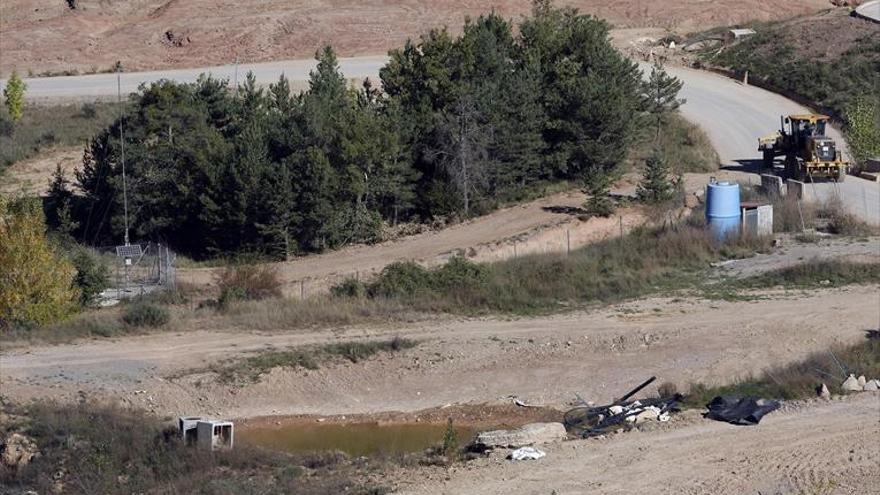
238,421,477,457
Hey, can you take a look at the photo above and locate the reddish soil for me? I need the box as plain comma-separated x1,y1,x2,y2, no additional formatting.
1,0,830,76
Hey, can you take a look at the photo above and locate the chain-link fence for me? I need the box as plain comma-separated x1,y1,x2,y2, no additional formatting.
96,242,176,304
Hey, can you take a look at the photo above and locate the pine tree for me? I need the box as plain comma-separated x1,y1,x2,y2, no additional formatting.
428,93,492,217
3,71,26,122
583,168,615,217
644,62,685,142
637,149,675,204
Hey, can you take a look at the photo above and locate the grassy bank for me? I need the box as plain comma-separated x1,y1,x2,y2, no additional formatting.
0,102,119,174
685,337,880,407
696,10,880,119
628,112,719,174
0,402,388,495
205,337,418,383
333,224,770,316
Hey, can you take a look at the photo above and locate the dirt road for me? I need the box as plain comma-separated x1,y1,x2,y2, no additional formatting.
2,285,878,419
398,394,880,495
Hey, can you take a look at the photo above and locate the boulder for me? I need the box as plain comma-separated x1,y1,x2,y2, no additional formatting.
864,379,880,392
841,374,862,392
474,422,567,448
1,433,38,470
816,383,831,400
857,375,867,388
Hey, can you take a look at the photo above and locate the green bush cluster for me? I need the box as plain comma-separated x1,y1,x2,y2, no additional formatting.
122,303,170,328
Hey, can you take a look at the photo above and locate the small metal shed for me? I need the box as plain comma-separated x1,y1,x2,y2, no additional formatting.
741,201,773,237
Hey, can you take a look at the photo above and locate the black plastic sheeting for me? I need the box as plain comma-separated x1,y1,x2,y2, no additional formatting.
705,396,780,426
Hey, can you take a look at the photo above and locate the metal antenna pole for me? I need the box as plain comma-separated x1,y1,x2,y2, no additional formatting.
234,57,239,89
117,69,130,246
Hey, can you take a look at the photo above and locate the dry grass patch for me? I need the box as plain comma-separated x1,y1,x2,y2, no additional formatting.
203,337,418,384
685,337,880,407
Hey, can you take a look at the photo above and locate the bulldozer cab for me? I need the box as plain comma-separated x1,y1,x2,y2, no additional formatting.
783,114,828,147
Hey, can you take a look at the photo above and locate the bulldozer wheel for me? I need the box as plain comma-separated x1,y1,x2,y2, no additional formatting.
784,156,799,180
762,150,774,169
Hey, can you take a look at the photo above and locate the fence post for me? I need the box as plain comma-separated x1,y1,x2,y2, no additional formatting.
566,229,570,256
513,242,517,259
300,280,305,300
619,216,624,237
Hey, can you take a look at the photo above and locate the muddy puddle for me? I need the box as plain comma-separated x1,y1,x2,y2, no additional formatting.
238,422,476,457
237,403,562,457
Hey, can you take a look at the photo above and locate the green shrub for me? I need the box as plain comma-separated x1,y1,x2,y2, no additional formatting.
367,261,433,298
122,303,169,328
433,257,489,291
330,277,367,298
70,247,110,306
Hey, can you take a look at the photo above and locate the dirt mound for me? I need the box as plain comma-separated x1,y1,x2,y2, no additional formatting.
1,0,830,76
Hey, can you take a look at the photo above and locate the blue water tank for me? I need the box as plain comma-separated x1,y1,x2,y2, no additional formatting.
705,180,741,240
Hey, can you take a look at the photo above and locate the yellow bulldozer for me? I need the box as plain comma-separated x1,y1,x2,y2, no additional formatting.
758,114,849,182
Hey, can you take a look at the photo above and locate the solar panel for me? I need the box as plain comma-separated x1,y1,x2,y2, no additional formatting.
115,244,143,258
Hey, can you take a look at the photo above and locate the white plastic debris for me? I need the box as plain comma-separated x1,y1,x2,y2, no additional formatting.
857,376,867,388
626,406,663,424
608,405,624,415
510,447,546,461
864,379,880,392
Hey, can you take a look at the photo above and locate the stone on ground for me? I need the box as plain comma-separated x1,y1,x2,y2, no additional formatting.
817,383,831,400
475,422,567,448
841,374,862,392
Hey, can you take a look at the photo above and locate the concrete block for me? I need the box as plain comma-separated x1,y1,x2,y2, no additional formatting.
474,422,567,448
196,420,234,451
178,416,203,446
760,174,785,197
865,159,880,173
860,171,880,183
785,179,813,201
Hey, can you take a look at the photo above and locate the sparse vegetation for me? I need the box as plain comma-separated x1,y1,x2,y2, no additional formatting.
216,263,284,307
702,13,879,120
0,401,388,494
0,101,117,173
684,338,880,407
208,337,418,383
738,261,880,290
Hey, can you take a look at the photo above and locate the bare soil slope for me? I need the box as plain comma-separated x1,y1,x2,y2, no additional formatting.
1,0,829,76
